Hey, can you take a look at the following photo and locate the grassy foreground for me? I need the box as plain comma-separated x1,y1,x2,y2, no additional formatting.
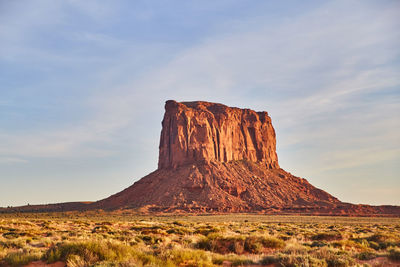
0,213,399,266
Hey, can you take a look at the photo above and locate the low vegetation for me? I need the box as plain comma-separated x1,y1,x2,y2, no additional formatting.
0,213,399,266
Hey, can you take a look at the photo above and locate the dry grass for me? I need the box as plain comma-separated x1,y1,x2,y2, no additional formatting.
0,213,399,266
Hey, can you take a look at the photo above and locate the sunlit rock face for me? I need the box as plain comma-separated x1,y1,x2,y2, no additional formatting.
158,100,279,169
10,100,400,215
92,100,340,213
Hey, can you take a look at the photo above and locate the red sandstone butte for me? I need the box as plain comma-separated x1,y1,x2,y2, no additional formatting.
158,100,279,169
6,100,400,215
93,100,344,212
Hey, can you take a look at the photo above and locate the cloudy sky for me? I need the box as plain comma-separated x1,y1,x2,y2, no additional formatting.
1,0,399,207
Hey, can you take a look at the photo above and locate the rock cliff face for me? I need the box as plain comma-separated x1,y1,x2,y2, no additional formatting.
158,100,279,169
93,100,344,213
7,100,400,215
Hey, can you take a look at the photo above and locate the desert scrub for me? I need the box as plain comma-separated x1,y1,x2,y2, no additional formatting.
0,244,6,260
197,234,285,254
166,227,188,235
282,242,310,256
331,239,367,250
244,236,285,253
4,250,42,267
0,238,27,249
261,253,327,267
162,248,214,267
315,247,354,267
91,225,112,234
196,234,246,254
388,247,400,261
138,234,164,245
66,254,86,267
195,226,221,236
366,232,400,249
1,214,400,266
212,254,254,266
356,250,376,260
46,240,134,265
243,236,264,253
311,231,342,241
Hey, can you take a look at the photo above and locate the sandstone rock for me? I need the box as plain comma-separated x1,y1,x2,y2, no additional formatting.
92,100,343,212
158,100,279,169
12,100,399,216
94,160,341,212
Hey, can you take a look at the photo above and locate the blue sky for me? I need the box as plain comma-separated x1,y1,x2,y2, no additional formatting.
0,0,399,206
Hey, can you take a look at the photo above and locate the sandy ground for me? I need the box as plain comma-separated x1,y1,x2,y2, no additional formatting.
24,261,66,267
360,257,400,267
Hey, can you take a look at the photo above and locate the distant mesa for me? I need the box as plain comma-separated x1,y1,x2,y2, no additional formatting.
3,100,400,215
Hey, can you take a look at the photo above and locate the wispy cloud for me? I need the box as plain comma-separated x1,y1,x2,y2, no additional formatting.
0,157,28,164
0,0,399,205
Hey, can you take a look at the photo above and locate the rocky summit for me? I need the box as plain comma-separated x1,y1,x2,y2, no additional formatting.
158,100,279,169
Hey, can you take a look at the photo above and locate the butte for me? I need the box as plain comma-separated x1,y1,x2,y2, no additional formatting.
6,100,399,215
92,100,352,214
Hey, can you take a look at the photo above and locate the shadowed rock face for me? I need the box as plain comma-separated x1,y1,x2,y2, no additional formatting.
158,100,279,169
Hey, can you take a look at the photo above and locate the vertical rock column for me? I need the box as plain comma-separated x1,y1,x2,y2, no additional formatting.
158,100,279,169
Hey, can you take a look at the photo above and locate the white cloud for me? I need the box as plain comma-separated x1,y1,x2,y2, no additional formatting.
4,0,399,162
1,0,399,204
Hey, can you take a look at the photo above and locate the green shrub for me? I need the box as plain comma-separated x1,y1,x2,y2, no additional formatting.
311,232,342,241
356,251,376,260
261,253,327,267
310,241,328,248
197,235,284,254
131,250,166,266
367,233,391,243
92,225,109,233
66,254,85,267
166,228,186,235
4,251,42,267
244,236,264,253
138,234,163,244
368,241,380,250
194,226,220,236
325,257,354,267
0,239,26,249
260,236,286,249
260,255,276,265
314,247,355,267
3,232,22,239
165,249,213,267
46,240,132,264
367,233,399,249
198,235,243,254
172,221,184,226
197,237,212,251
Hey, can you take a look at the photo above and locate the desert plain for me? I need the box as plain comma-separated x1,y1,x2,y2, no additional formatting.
0,212,399,266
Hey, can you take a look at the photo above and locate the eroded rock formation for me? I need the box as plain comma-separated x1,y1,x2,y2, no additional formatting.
158,100,279,169
6,100,400,215
93,100,343,212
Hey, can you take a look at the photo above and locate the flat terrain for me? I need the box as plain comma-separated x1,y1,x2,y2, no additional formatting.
0,213,399,266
